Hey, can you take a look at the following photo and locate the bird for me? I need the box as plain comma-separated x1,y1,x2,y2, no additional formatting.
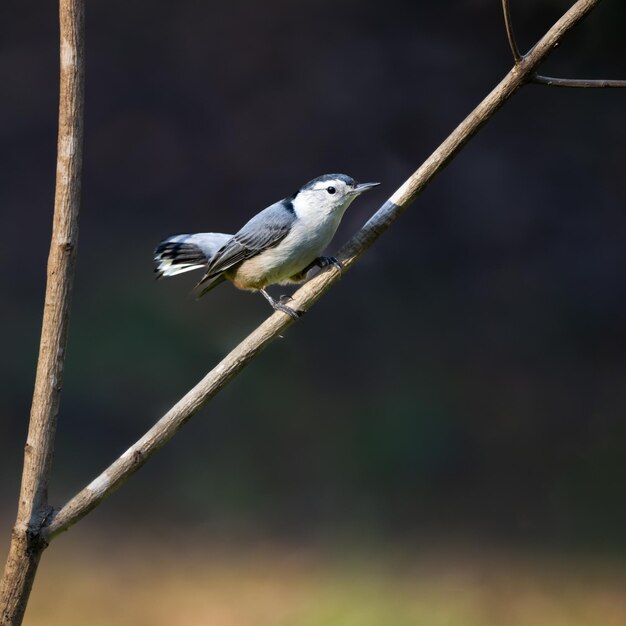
154,173,380,319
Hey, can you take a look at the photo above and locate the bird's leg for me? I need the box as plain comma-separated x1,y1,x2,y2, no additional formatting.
260,289,302,320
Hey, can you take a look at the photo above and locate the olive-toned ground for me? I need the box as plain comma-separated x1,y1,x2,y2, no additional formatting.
22,539,626,626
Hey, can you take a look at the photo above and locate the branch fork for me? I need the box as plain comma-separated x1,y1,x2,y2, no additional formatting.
502,0,626,87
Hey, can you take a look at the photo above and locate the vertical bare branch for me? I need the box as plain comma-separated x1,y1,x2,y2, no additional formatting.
502,0,523,62
0,1,84,625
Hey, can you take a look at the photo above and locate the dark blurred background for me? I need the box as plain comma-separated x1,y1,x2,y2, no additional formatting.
1,0,625,563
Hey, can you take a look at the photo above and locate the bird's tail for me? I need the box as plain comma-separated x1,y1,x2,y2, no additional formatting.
154,232,232,279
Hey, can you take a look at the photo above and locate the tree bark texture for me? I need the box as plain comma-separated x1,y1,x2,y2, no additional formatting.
0,1,84,625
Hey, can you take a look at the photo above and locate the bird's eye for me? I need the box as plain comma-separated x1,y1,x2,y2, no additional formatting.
326,186,336,194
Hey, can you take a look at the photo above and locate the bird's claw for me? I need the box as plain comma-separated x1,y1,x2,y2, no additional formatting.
279,294,294,304
260,288,303,320
318,256,343,274
273,301,303,320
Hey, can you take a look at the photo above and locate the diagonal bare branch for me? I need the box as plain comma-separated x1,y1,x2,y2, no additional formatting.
532,74,626,87
502,0,523,63
43,0,612,541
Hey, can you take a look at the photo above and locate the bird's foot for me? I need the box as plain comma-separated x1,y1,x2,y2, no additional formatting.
260,288,302,320
317,256,343,274
279,294,294,304
272,300,303,320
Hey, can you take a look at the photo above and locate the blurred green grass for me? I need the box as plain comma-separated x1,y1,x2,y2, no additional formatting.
21,538,626,626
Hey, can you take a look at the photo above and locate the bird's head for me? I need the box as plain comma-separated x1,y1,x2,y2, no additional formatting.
292,173,380,218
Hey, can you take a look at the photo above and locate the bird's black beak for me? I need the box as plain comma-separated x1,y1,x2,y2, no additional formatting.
350,181,381,195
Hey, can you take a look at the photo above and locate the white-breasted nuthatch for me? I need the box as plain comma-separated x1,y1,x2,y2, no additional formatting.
154,173,380,318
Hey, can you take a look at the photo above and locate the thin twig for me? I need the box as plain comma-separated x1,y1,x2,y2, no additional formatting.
533,74,626,87
504,0,626,88
502,0,523,62
0,1,84,624
44,0,610,541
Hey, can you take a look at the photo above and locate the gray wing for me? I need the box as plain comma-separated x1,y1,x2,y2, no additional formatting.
202,199,296,279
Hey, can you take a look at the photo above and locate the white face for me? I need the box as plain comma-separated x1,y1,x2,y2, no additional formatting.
293,174,379,218
299,177,356,212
